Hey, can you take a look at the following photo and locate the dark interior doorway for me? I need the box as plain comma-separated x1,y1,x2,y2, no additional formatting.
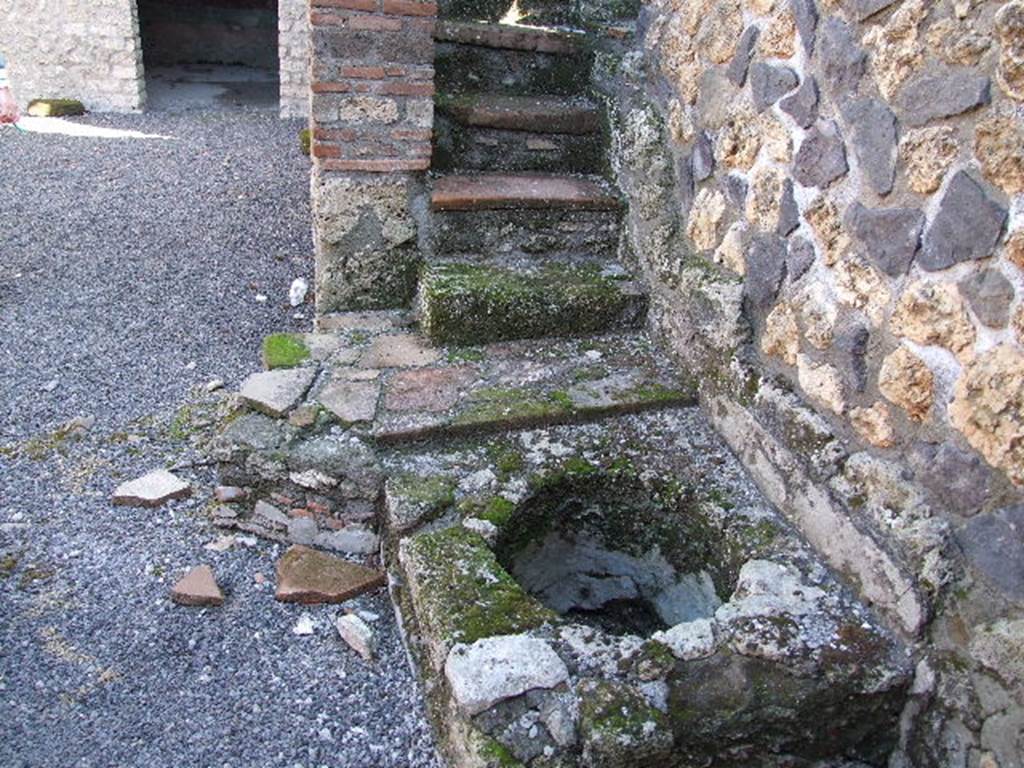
138,0,280,111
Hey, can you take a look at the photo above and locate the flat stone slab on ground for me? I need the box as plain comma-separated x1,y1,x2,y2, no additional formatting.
112,469,191,507
170,565,224,607
239,367,317,418
275,545,385,604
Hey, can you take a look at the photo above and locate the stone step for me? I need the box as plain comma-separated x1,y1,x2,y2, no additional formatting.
224,320,695,448
417,261,646,345
435,25,591,98
434,95,606,174
439,94,602,134
431,173,620,211
434,20,585,54
429,174,622,258
433,118,607,174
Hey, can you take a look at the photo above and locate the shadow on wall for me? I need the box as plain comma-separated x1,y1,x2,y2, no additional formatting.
137,0,279,69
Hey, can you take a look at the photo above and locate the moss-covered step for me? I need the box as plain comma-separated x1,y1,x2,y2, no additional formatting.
26,99,85,117
418,262,646,346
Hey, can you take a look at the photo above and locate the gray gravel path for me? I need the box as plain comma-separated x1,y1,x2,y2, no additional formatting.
0,111,442,768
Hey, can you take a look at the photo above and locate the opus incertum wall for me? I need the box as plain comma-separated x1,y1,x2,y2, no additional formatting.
0,0,311,117
599,0,1024,765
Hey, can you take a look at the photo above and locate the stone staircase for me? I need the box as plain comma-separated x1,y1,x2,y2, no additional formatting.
210,10,912,768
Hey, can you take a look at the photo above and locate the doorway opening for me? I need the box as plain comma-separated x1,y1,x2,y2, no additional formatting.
137,0,280,111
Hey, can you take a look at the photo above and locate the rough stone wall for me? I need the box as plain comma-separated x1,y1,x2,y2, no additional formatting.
309,0,436,312
0,0,146,112
600,0,1024,765
280,0,311,118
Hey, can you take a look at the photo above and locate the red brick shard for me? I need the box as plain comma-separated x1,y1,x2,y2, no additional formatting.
171,565,225,607
275,545,386,604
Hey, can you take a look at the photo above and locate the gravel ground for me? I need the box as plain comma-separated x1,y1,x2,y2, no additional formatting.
0,111,443,768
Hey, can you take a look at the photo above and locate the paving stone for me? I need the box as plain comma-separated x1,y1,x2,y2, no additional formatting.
920,171,1008,271
431,173,620,211
359,334,441,369
844,203,924,277
842,0,898,20
441,94,601,134
780,77,819,128
791,0,819,55
957,505,1024,600
840,96,897,196
318,377,381,424
726,26,759,87
444,635,569,716
336,613,376,661
254,500,289,530
383,367,476,412
744,233,788,308
112,469,191,508
959,268,1015,328
170,565,224,607
793,123,848,189
287,516,318,546
750,63,799,112
239,367,317,418
692,131,715,181
899,69,992,127
787,236,817,282
275,545,385,604
818,17,867,96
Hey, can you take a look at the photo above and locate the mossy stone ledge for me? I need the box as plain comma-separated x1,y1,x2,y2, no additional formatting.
418,262,648,346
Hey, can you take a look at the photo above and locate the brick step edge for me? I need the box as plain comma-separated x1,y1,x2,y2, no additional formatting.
434,20,586,54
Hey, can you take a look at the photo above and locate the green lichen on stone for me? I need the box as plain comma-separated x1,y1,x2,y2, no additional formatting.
487,444,525,479
579,680,673,766
463,496,515,527
612,380,697,407
391,473,457,510
446,346,486,364
299,128,311,156
477,737,526,768
404,526,556,646
27,98,85,117
419,263,643,346
262,333,311,369
453,387,573,429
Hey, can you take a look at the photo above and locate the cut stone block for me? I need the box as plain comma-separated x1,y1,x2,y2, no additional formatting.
170,565,224,607
318,376,381,424
275,545,385,604
239,367,317,418
113,469,191,508
418,263,647,346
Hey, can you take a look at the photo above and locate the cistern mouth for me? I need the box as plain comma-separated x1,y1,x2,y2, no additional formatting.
494,470,734,638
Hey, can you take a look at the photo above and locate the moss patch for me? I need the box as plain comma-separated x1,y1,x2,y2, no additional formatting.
579,681,673,764
403,526,557,647
262,333,311,369
27,98,85,117
299,128,311,156
453,387,574,429
419,263,644,346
